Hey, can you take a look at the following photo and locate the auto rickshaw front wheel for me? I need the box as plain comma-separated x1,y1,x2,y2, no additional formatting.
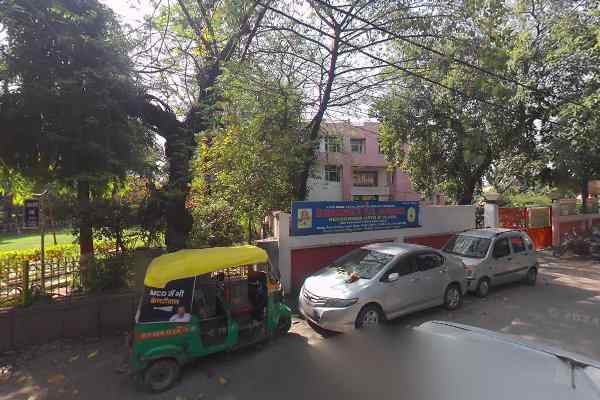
143,358,180,393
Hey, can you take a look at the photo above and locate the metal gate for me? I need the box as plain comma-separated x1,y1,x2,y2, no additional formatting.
499,207,552,249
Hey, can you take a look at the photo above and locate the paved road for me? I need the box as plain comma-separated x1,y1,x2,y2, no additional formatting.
1,253,599,400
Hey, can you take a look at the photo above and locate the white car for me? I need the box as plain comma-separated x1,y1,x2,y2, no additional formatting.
442,228,538,297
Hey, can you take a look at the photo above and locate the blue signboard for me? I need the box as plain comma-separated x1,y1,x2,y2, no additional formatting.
291,201,420,236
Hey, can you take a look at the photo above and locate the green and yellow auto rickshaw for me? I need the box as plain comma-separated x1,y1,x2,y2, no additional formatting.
131,245,292,392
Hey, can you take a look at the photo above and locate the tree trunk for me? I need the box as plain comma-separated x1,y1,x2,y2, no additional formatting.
247,215,253,244
78,180,94,283
581,176,589,214
163,67,220,252
294,26,341,201
164,131,194,252
458,180,476,205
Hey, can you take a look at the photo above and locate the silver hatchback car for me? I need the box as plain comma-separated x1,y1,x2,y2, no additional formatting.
299,243,466,333
441,228,539,297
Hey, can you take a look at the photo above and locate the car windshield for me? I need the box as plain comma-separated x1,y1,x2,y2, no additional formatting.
328,249,394,279
444,235,491,259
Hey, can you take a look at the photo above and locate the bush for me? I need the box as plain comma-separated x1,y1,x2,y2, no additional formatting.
500,192,552,207
188,200,244,248
85,252,135,293
0,243,79,266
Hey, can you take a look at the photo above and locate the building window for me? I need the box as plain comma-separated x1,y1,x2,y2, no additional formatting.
324,165,342,182
350,138,366,154
353,170,378,187
324,136,343,153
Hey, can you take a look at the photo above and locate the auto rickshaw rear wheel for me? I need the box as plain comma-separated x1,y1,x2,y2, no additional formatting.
277,314,292,335
143,358,180,393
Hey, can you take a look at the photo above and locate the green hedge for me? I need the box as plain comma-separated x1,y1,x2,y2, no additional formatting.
0,240,118,267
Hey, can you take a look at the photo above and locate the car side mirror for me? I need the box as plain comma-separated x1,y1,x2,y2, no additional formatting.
387,272,400,282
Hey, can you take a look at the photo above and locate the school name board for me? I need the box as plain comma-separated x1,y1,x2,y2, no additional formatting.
291,201,419,236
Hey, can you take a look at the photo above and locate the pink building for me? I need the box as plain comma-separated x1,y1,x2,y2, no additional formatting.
307,121,433,202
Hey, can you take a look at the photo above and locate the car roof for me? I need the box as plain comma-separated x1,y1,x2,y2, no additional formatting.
457,228,521,239
362,242,434,256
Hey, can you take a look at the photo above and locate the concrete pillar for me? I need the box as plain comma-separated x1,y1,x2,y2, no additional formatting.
276,213,292,293
341,158,353,201
551,199,561,248
484,203,499,228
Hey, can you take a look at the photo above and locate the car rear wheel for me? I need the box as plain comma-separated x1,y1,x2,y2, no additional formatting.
143,359,180,393
525,267,537,286
475,277,490,298
444,284,463,311
355,304,383,329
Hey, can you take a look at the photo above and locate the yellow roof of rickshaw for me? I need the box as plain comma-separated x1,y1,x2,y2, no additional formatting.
144,245,269,288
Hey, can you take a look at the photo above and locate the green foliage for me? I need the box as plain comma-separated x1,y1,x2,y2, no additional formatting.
509,1,600,193
375,1,537,204
90,176,156,250
0,239,121,265
0,165,34,205
486,155,546,195
188,200,244,247
85,252,134,293
499,192,552,207
542,12,600,186
0,0,152,186
189,64,307,244
0,243,79,267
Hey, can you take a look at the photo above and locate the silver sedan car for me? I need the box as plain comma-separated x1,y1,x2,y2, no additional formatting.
299,243,467,332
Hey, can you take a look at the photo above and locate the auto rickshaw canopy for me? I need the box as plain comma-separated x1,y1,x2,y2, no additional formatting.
144,245,269,288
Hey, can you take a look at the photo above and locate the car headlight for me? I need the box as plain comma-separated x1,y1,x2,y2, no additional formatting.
323,298,358,308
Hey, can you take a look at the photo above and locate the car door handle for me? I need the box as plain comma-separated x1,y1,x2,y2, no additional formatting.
439,268,448,274
507,257,513,261
409,277,420,283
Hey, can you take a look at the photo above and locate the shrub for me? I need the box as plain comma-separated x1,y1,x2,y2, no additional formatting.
188,200,244,248
85,252,135,293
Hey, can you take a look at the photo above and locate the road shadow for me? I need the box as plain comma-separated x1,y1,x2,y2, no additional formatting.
385,272,600,360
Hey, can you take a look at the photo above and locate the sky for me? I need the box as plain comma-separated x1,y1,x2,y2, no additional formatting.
99,0,148,25
97,0,371,122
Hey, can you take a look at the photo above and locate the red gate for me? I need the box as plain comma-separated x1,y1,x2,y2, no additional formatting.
499,207,552,249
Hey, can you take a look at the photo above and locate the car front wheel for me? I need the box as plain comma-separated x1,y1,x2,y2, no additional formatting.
444,284,463,310
355,304,383,329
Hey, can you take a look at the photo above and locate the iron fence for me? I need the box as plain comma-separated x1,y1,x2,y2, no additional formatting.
0,257,82,306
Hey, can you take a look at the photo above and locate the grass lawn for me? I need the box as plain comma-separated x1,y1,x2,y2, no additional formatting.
0,230,77,252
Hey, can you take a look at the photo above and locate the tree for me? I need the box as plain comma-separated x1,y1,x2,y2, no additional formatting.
374,0,538,204
0,0,153,261
257,0,400,200
536,4,600,211
129,0,272,251
191,63,306,243
485,155,545,195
